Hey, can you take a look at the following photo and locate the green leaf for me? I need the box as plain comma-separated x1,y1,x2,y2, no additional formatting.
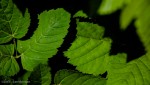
17,8,71,71
19,71,32,85
135,5,150,52
0,0,30,44
64,22,112,75
107,53,150,85
120,0,150,29
0,44,20,76
98,0,131,15
22,64,51,85
73,10,88,18
54,69,106,85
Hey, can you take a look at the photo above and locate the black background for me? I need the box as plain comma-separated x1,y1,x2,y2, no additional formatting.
12,0,146,84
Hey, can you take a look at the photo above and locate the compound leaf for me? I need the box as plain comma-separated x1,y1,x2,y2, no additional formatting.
17,8,70,71
64,22,112,75
107,53,150,85
0,0,30,44
54,69,106,85
0,44,20,76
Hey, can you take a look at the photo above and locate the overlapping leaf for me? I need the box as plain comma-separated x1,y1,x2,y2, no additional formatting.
107,53,150,85
64,22,112,75
0,0,30,44
0,44,19,76
20,64,51,85
17,8,71,71
54,69,106,85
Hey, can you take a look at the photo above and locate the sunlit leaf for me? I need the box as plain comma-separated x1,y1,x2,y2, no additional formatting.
17,8,70,71
64,22,112,75
107,53,150,85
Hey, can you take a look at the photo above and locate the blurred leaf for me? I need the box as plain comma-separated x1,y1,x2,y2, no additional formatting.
135,5,150,52
120,0,150,29
98,0,131,15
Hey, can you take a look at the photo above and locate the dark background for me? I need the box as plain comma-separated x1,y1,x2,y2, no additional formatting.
12,0,146,84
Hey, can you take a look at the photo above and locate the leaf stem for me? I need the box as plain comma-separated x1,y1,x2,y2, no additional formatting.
13,38,20,58
15,55,21,58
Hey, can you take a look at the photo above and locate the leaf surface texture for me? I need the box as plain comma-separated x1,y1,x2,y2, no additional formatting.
107,53,150,85
64,22,112,75
17,8,70,71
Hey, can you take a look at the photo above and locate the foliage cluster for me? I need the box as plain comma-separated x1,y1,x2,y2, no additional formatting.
0,0,150,85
